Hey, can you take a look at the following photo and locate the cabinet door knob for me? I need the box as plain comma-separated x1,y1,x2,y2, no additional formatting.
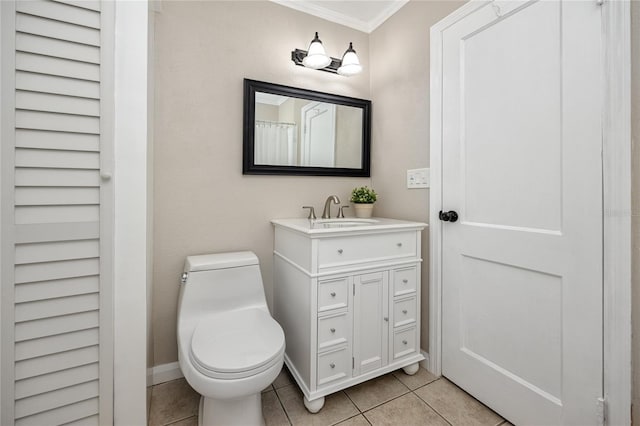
402,309,408,314
384,317,389,322
403,279,408,284
402,340,408,345
397,242,403,247
337,249,343,254
330,362,336,369
330,292,336,297
330,328,336,333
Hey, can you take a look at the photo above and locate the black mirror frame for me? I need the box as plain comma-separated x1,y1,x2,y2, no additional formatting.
243,79,371,177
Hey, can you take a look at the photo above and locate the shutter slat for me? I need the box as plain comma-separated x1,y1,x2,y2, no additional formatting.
17,71,100,99
16,205,100,225
17,13,100,46
16,293,99,322
16,110,99,134
61,414,100,426
53,0,101,12
16,52,100,82
16,32,100,64
15,222,99,244
16,398,98,426
16,275,99,303
15,187,100,206
16,363,99,399
15,258,99,284
16,149,99,169
16,168,100,187
16,0,100,29
15,382,98,420
16,346,99,380
16,239,99,264
17,91,100,116
15,328,99,361
16,311,99,342
16,129,99,151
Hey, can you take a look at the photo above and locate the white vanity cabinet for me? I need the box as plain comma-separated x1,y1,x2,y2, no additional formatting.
272,218,426,412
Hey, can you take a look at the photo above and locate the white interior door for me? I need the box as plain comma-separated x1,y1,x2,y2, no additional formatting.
301,102,336,167
439,1,603,425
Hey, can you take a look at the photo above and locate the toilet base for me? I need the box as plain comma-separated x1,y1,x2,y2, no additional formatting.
198,393,265,426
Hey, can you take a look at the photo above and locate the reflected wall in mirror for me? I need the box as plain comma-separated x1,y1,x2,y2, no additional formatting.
243,79,371,176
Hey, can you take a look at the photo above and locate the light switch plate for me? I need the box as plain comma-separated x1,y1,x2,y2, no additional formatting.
407,168,429,189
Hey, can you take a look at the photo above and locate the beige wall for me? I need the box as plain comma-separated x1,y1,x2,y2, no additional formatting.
631,1,639,423
369,1,465,352
153,0,370,365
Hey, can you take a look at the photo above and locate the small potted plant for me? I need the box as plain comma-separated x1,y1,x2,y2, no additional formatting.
350,186,377,218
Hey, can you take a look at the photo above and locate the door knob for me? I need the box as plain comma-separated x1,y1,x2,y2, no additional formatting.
439,210,458,222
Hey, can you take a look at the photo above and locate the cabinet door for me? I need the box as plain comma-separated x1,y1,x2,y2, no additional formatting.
353,271,388,376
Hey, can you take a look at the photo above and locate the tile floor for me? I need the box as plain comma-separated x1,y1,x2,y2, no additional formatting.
148,367,514,426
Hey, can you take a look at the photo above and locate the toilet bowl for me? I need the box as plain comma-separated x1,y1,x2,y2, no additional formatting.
177,251,285,426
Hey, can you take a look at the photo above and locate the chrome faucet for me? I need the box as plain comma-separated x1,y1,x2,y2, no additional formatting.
321,195,340,219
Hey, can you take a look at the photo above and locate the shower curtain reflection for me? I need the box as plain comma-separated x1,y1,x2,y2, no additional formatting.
254,121,297,166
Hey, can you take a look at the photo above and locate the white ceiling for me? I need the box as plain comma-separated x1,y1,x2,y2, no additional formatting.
270,0,409,33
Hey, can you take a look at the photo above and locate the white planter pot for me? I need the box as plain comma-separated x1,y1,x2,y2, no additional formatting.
353,203,374,218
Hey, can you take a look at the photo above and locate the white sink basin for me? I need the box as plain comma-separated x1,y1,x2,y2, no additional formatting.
314,219,379,228
271,217,427,235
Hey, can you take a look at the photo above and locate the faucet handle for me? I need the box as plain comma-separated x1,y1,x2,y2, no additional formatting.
302,206,316,220
337,205,350,218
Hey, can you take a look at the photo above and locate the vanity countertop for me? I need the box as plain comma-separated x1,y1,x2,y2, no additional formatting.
271,217,427,236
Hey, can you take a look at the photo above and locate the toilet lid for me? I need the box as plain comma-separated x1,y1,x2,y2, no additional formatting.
190,308,285,376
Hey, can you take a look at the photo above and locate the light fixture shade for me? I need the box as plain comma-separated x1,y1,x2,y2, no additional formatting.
302,32,332,69
337,42,362,77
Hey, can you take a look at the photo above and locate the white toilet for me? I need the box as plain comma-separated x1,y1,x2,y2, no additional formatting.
177,251,285,426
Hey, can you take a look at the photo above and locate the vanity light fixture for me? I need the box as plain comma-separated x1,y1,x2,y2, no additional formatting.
291,33,362,77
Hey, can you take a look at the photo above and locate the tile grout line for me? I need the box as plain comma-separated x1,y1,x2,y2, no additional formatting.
272,385,294,426
357,388,412,415
409,386,453,426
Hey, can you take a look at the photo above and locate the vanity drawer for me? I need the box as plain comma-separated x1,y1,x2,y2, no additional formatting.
318,312,349,352
318,232,417,268
392,266,418,297
318,277,349,312
393,297,417,328
317,346,350,387
393,326,417,360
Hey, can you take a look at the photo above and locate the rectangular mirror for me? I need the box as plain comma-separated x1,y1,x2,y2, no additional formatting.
243,79,371,176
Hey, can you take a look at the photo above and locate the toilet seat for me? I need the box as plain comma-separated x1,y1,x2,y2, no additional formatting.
189,308,285,380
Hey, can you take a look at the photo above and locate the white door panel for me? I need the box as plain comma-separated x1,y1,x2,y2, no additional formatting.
440,1,602,425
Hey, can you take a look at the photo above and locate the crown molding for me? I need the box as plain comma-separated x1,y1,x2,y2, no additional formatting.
270,0,408,33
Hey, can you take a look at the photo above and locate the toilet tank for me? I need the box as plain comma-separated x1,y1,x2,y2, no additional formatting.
178,251,269,324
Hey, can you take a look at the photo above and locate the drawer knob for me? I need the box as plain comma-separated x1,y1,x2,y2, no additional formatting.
402,309,408,314
330,292,336,297
397,242,402,247
403,340,408,345
337,249,343,254
330,328,336,333
330,362,336,369
403,279,408,284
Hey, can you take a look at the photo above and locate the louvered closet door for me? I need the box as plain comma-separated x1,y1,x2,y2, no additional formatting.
3,1,113,424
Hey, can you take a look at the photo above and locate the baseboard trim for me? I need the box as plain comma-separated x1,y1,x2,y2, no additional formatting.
420,350,432,373
148,362,183,386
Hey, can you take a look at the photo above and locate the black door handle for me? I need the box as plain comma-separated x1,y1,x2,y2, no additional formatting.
439,210,458,223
